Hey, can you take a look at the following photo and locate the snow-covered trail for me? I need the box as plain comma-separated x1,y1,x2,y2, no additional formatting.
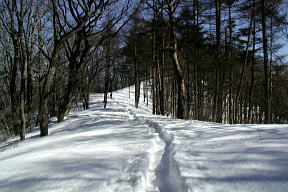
0,94,162,192
113,86,288,192
113,99,188,192
1,85,288,192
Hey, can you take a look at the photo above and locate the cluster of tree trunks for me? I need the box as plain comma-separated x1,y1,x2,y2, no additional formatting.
127,0,287,124
0,0,139,139
1,0,288,141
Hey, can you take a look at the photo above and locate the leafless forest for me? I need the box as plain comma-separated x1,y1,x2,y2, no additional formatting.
0,0,288,140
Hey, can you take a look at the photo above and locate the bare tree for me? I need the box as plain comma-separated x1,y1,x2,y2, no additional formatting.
0,0,42,139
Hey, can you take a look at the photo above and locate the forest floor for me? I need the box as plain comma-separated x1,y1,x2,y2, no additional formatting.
1,85,288,192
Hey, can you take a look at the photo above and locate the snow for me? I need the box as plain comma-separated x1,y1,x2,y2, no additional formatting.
1,85,288,192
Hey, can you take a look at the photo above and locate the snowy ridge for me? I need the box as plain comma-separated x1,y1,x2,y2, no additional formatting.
117,99,188,192
115,102,162,192
1,84,288,192
0,95,159,192
144,119,188,192
113,85,288,192
113,88,189,192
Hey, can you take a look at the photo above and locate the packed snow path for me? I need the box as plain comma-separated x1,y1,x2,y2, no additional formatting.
113,87,288,192
1,85,288,192
114,100,188,192
0,95,162,192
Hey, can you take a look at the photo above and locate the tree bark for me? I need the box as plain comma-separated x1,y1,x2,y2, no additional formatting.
215,0,223,123
261,0,271,124
134,32,140,108
248,10,256,123
19,40,28,140
167,0,189,119
40,64,56,136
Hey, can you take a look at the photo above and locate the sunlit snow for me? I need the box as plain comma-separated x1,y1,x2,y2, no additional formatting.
1,85,288,192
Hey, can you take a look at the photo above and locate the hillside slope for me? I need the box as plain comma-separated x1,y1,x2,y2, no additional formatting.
1,86,288,192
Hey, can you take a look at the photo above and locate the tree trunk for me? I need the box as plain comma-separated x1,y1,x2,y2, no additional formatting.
39,92,49,137
248,12,256,123
104,68,109,108
227,3,233,124
168,0,189,119
215,0,223,123
134,33,140,108
234,9,254,123
19,42,28,140
152,7,156,114
159,20,165,115
269,4,274,123
39,63,56,136
261,0,271,124
10,41,20,136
